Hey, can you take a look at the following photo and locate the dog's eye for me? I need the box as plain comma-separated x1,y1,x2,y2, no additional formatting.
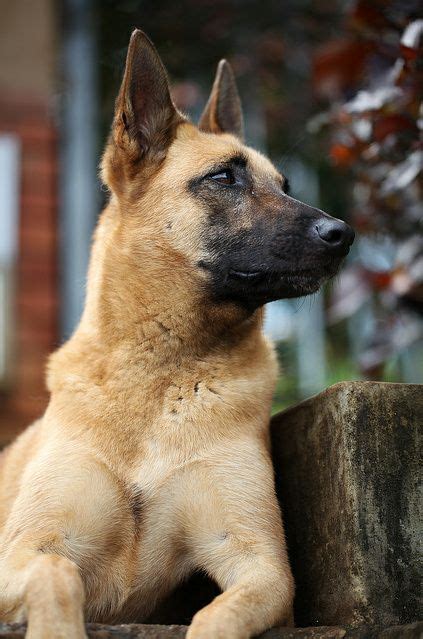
209,169,235,185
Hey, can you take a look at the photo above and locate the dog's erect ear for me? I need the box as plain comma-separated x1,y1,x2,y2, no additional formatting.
199,60,244,141
113,29,182,163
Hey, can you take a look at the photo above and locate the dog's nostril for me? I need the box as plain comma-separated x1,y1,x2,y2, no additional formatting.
319,226,343,244
316,219,354,248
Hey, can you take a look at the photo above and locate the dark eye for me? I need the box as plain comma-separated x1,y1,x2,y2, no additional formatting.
283,177,290,195
209,169,235,185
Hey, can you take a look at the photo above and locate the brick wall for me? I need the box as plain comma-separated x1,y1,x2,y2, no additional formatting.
0,95,58,445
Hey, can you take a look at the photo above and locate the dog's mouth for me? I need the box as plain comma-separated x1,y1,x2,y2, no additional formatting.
223,263,340,304
228,268,318,282
200,258,342,307
228,268,263,281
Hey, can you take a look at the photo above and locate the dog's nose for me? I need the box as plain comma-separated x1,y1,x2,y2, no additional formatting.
315,218,355,253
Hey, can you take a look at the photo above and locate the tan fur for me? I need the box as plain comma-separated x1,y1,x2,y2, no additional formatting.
0,31,294,638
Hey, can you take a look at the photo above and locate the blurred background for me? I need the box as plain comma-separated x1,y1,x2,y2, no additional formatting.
0,0,422,442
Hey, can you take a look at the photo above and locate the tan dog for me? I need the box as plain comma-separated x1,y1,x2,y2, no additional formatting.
0,30,354,639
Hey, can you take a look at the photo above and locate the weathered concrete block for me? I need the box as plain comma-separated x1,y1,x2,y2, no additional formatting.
271,381,422,628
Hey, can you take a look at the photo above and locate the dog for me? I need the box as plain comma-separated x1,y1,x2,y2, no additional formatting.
0,29,354,639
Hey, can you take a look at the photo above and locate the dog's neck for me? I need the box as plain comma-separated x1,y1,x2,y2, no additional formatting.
46,203,270,436
66,204,264,363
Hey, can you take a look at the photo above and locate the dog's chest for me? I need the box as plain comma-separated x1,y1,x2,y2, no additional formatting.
131,437,181,497
124,366,264,497
124,384,229,525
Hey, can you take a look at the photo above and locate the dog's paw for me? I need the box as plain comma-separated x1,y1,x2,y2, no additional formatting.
26,621,88,639
186,607,248,639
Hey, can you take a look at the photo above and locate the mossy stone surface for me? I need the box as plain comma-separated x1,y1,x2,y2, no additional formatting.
271,382,422,628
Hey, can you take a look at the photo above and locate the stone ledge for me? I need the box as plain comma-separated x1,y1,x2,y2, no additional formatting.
0,622,422,638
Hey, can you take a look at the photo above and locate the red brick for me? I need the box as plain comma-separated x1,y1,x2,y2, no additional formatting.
20,197,58,216
18,269,57,301
18,261,58,289
17,121,57,145
21,153,57,180
18,325,57,350
0,96,58,439
0,94,51,123
20,196,57,226
21,166,56,199
19,224,57,258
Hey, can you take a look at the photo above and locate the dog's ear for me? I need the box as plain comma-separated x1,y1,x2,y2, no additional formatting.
199,60,244,141
113,29,183,164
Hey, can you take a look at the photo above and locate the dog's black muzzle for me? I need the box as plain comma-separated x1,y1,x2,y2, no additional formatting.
201,195,355,309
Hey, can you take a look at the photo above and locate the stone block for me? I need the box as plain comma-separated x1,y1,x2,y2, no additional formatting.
271,381,422,628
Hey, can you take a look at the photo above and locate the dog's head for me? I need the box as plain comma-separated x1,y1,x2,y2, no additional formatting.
101,30,354,312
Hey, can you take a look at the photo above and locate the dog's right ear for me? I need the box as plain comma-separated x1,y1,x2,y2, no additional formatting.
199,60,244,141
112,29,183,166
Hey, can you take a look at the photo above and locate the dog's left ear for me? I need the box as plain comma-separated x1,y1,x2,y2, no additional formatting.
199,60,244,141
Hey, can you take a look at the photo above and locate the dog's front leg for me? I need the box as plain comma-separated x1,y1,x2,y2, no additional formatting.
25,554,86,639
0,551,86,639
186,560,293,639
184,447,294,639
